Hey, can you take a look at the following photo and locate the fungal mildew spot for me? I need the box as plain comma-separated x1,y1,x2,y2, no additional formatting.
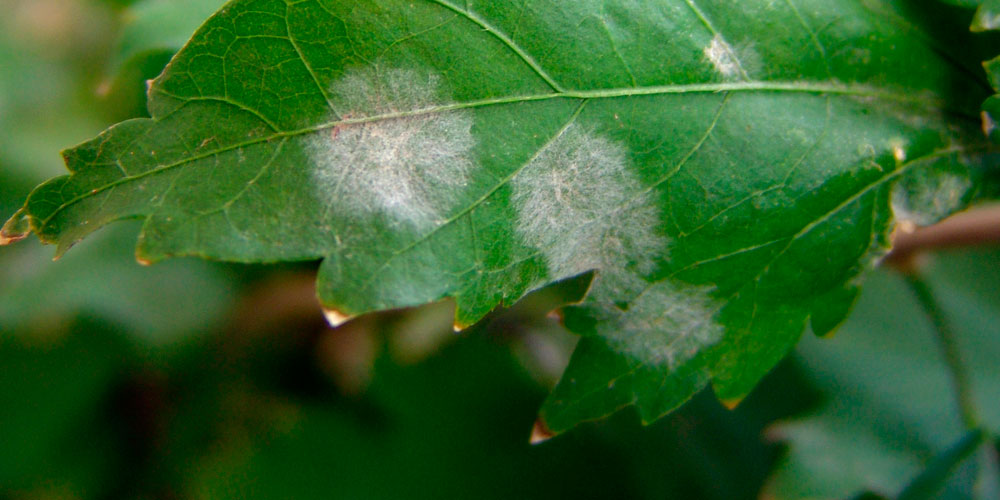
893,146,906,162
890,139,907,163
306,67,475,229
511,125,666,301
703,34,756,81
601,280,724,369
891,168,972,227
510,125,722,367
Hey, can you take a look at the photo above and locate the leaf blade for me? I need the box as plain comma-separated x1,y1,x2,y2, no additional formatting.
7,0,997,431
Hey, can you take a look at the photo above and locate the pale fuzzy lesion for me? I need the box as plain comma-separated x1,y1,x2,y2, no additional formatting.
703,34,759,81
891,169,972,227
306,67,475,229
602,280,724,369
512,124,667,301
512,125,724,368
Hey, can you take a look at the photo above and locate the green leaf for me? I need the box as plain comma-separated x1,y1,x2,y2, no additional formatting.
969,0,1000,147
113,0,229,69
4,0,997,432
100,0,229,119
185,336,631,500
972,0,1000,32
766,249,1000,499
0,321,130,496
897,429,987,500
0,222,235,344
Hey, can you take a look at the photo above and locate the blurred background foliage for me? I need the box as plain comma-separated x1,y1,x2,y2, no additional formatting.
0,1,997,498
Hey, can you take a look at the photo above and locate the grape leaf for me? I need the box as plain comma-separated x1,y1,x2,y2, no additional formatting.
3,0,997,432
766,249,1000,499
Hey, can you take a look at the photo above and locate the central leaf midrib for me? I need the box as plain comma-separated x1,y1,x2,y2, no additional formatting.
37,80,962,232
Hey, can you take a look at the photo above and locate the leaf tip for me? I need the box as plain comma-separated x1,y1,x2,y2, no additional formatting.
529,418,556,445
972,6,1000,32
546,309,565,324
982,111,997,139
0,233,28,246
0,208,31,246
0,230,29,246
323,307,355,328
720,397,744,410
452,317,476,333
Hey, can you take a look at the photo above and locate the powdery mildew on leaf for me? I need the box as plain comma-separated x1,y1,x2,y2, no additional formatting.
306,67,475,229
512,125,723,367
512,124,666,301
891,167,972,226
703,34,758,81
603,281,723,369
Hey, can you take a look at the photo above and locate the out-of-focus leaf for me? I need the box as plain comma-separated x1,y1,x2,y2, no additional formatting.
0,222,235,345
972,0,1000,32
183,336,631,499
897,429,987,500
765,248,1000,499
0,320,130,497
0,3,112,184
99,0,228,118
113,0,228,70
969,0,1000,155
178,332,801,500
0,1,235,345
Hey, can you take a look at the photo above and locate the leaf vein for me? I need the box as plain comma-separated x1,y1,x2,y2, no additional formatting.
425,0,564,92
283,3,338,114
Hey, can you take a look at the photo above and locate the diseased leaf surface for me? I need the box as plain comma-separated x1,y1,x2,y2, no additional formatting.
5,0,998,431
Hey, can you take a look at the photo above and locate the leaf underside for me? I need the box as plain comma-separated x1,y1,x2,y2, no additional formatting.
5,0,998,432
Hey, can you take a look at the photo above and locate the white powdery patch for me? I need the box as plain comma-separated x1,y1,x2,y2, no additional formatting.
703,34,754,80
307,67,475,228
512,125,666,300
512,126,722,367
891,169,971,227
604,281,724,369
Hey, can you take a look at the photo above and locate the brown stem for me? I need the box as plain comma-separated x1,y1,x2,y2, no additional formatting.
887,204,1000,267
